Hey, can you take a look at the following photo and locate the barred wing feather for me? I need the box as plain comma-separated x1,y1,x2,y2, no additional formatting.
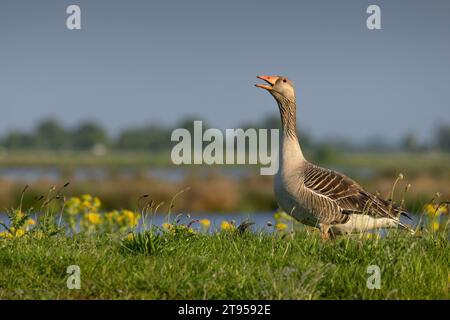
303,164,405,221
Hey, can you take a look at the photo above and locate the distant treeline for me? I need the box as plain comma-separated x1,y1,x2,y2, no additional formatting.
0,116,303,152
0,116,449,154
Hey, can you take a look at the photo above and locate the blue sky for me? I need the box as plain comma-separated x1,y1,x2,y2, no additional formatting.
1,0,449,143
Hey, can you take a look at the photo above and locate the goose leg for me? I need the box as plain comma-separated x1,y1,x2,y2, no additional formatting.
319,224,334,240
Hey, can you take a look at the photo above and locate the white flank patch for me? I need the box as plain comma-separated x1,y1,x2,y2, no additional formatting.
331,214,398,235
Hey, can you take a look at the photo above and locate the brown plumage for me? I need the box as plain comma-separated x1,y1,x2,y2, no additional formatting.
303,163,410,220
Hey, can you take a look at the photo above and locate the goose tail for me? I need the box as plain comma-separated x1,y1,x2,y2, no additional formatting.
395,220,415,235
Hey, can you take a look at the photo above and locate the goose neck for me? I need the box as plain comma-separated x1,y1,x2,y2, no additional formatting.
276,98,305,163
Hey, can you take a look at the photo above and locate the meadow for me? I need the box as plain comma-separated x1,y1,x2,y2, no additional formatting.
0,192,448,300
0,226,448,299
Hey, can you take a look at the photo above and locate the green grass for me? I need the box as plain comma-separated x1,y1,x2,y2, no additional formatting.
0,230,448,299
0,150,170,168
332,151,450,175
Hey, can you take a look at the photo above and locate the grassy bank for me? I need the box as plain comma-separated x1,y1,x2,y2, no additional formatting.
1,150,450,172
0,150,170,168
0,229,448,299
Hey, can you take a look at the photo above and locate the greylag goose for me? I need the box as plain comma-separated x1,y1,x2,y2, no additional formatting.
255,75,412,239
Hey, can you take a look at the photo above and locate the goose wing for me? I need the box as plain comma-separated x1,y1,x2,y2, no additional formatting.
303,164,403,220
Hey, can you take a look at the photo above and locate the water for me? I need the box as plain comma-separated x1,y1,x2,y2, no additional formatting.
0,166,256,182
0,212,277,232
143,212,276,231
0,211,424,234
0,167,60,182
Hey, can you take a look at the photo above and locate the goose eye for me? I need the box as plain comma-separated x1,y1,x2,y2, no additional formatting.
283,79,287,83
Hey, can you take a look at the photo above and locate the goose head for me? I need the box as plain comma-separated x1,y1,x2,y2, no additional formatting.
255,75,296,103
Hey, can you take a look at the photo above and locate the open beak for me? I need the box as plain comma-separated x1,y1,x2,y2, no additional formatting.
255,75,279,91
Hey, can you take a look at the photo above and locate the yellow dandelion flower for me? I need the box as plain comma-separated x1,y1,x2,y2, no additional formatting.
125,233,134,241
14,210,25,219
81,194,92,202
85,212,102,225
66,197,81,207
93,197,101,209
26,218,36,226
275,222,288,231
436,204,448,215
81,200,92,211
0,231,12,239
424,203,447,217
432,221,440,231
65,197,81,215
123,210,133,219
199,219,211,230
220,220,234,231
162,222,173,230
116,214,124,224
15,229,25,237
176,225,195,235
122,210,134,220
132,215,139,227
424,204,433,215
120,210,138,227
